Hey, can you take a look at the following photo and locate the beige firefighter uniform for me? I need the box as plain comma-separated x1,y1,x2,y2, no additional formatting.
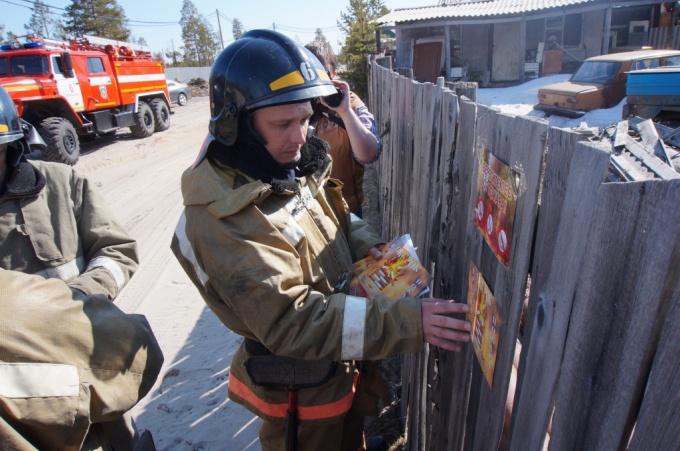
0,269,164,450
172,135,424,449
0,159,143,449
0,160,138,300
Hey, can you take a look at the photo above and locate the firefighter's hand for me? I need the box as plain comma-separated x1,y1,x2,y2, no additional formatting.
319,80,351,114
422,299,471,352
366,244,386,260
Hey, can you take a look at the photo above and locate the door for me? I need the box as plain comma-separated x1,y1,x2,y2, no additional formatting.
413,41,442,83
492,22,521,82
51,54,84,112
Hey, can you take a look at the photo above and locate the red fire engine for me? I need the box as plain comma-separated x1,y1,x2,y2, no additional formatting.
0,34,172,165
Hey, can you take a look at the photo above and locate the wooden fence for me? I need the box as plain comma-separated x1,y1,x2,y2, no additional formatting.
367,61,680,450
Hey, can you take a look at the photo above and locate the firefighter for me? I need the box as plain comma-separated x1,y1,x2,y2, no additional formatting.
171,30,471,450
0,85,157,449
0,269,164,450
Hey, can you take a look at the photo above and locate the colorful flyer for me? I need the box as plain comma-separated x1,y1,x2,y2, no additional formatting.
352,234,431,299
467,261,501,388
473,147,519,267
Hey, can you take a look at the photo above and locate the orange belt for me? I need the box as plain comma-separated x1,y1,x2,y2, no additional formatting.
228,372,358,420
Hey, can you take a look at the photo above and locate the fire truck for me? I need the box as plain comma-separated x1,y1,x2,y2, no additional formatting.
0,35,172,165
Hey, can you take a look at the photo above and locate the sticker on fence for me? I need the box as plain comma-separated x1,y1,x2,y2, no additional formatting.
473,147,519,267
467,261,501,388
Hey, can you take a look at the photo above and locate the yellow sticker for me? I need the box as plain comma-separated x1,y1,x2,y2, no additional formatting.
317,69,331,81
0,124,8,132
269,71,304,91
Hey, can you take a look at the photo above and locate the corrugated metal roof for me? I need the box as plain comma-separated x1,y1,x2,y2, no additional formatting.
377,0,596,24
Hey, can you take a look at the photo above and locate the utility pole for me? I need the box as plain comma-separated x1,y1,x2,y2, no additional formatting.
272,22,276,31
216,9,224,50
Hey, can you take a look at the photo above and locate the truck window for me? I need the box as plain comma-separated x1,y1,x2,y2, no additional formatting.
631,58,660,71
664,56,680,66
9,55,49,76
0,58,7,76
87,57,105,74
52,55,63,75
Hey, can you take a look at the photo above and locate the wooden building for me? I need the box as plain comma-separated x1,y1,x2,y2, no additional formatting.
376,0,678,85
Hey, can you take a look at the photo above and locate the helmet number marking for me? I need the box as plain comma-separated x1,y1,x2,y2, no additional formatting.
300,62,317,82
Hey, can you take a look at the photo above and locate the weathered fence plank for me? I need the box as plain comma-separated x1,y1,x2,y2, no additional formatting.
628,264,680,450
411,81,441,263
509,141,611,451
550,179,680,450
433,97,477,451
466,108,547,451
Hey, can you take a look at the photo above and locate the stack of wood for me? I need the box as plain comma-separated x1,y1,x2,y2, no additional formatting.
606,117,680,181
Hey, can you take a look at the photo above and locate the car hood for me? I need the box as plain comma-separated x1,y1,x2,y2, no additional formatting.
539,81,601,96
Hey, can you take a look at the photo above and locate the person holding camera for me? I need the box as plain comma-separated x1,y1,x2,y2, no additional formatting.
305,39,381,217
172,30,470,451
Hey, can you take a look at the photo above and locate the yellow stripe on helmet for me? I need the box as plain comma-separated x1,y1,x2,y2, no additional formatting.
269,71,305,91
317,69,331,81
0,124,8,132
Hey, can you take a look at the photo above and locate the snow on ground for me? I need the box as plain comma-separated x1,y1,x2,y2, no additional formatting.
476,73,623,130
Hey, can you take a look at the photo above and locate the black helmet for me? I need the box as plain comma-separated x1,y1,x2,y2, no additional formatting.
209,29,336,146
0,86,23,146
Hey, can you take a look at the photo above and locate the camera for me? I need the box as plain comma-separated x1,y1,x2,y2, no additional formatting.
323,89,343,108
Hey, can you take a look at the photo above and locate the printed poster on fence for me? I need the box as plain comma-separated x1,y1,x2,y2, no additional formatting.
467,261,501,388
473,147,519,267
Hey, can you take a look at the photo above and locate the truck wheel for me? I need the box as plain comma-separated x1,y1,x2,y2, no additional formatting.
150,99,170,132
38,117,80,165
130,102,155,138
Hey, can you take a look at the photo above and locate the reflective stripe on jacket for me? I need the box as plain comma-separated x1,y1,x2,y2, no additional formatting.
171,140,424,423
0,270,163,450
0,160,138,300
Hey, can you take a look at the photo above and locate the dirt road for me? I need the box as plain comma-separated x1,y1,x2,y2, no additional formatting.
67,97,261,449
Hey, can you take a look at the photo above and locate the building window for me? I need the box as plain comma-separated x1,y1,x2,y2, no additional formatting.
563,13,583,46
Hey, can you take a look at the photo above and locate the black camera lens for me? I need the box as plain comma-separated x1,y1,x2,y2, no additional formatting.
324,89,343,108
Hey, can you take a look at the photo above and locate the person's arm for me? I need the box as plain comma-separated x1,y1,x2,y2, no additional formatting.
0,269,163,450
175,204,470,362
68,170,138,300
321,80,380,164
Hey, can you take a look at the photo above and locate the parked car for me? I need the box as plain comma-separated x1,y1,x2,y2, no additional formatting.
166,79,191,106
534,49,680,118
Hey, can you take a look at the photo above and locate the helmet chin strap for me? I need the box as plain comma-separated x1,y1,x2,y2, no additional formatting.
240,109,268,147
6,140,25,167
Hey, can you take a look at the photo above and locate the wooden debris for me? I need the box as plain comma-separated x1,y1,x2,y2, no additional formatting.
608,116,679,181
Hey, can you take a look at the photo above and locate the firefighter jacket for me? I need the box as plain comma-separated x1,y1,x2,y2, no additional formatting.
171,134,424,425
0,269,164,450
0,159,138,300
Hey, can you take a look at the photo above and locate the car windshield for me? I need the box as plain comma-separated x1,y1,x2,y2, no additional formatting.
571,61,620,83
